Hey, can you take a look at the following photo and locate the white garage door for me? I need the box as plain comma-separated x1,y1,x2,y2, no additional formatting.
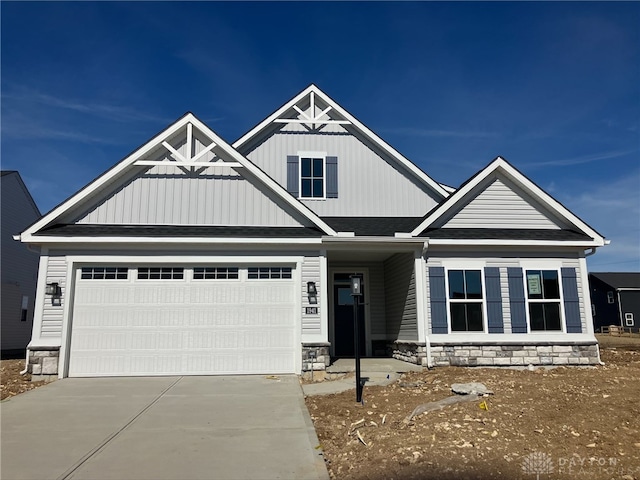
69,265,297,377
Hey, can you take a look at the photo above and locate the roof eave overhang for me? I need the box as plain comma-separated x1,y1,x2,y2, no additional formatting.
322,236,426,245
426,239,604,247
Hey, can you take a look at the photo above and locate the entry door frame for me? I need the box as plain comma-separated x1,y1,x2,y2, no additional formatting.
328,267,372,357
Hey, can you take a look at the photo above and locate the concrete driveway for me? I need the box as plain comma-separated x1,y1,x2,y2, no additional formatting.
1,375,329,480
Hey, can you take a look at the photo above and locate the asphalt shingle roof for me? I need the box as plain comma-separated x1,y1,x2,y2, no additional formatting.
589,272,640,289
419,228,593,241
38,224,324,238
321,217,423,236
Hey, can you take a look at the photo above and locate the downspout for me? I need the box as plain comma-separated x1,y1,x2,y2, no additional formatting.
20,348,30,375
422,240,433,368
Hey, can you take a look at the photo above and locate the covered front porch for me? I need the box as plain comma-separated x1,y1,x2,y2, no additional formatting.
303,240,430,371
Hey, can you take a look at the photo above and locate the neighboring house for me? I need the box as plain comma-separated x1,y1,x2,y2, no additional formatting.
589,272,640,333
1,171,41,355
18,85,606,378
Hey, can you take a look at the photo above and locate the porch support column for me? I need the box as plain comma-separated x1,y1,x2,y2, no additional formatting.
319,250,329,342
414,242,433,367
414,249,427,344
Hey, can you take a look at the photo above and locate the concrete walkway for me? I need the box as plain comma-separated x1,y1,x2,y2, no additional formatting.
1,376,329,480
302,358,424,396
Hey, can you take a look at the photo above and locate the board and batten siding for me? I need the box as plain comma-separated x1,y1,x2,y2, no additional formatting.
384,253,418,341
425,251,588,334
242,131,440,217
70,165,308,227
301,256,322,339
40,255,67,339
440,176,567,230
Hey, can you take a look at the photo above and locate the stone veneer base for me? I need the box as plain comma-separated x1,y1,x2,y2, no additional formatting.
391,341,600,367
27,347,60,380
302,343,331,372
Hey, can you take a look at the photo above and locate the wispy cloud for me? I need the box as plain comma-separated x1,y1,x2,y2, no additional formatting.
1,123,114,144
379,126,500,139
526,149,637,169
2,88,172,124
560,170,640,272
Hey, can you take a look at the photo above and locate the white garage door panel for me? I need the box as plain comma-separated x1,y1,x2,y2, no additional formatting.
69,269,297,377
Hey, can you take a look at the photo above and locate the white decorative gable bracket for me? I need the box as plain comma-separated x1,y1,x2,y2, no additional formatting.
273,91,351,131
133,121,242,172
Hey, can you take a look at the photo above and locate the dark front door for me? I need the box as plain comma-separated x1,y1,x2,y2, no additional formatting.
333,274,366,357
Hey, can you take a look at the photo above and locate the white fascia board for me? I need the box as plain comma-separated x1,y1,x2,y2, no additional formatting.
233,85,449,200
427,238,604,247
188,115,337,236
20,234,323,245
411,157,606,244
65,254,304,264
21,116,193,239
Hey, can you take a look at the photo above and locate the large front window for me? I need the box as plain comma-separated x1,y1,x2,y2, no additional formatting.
300,157,324,198
448,269,484,331
526,270,562,331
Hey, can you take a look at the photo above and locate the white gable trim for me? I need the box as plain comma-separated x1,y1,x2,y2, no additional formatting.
233,84,449,200
411,157,605,246
20,113,337,241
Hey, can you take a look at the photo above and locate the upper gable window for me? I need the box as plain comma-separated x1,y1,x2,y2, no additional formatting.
287,153,338,199
300,156,325,198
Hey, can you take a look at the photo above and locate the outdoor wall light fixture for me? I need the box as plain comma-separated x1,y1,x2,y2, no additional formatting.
46,282,62,306
307,281,317,295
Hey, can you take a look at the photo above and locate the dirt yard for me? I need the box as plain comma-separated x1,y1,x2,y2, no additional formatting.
0,358,46,400
306,337,640,480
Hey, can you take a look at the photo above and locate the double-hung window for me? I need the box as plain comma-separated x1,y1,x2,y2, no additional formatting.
300,156,324,198
526,270,562,331
448,269,484,332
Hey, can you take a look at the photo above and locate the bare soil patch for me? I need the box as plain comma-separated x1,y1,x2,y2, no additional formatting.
1,359,46,401
306,346,640,480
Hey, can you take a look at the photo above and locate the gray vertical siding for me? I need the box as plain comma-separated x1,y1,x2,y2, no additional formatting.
384,253,418,341
441,176,566,229
242,131,441,217
69,165,308,227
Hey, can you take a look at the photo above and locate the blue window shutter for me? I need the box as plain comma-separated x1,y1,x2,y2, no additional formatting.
507,267,527,333
485,267,504,333
562,267,582,333
326,156,338,198
286,156,299,197
429,267,448,334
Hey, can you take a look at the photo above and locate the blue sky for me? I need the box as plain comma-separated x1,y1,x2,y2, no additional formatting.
2,2,638,271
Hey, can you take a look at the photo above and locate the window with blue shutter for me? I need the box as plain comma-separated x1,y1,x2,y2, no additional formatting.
429,267,448,334
484,267,504,333
508,268,528,333
287,154,338,199
286,156,299,197
561,267,582,333
326,156,338,198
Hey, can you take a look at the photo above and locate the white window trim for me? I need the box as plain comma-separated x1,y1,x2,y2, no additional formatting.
607,291,615,304
520,262,566,334
443,265,487,334
298,151,326,200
